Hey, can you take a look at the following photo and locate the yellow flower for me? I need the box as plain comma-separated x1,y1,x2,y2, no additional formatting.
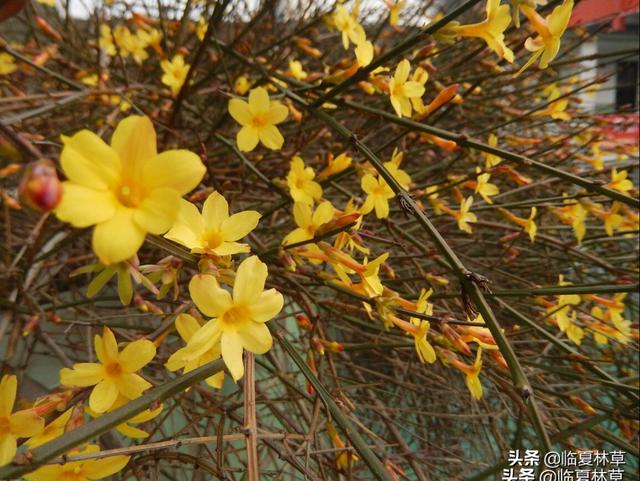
333,5,366,49
474,168,499,204
283,201,335,245
165,192,261,256
360,173,394,219
0,52,17,75
518,0,574,73
485,133,501,168
598,202,624,237
384,148,412,190
161,54,190,96
81,74,98,87
23,444,130,481
453,197,478,234
288,59,308,80
360,252,389,297
317,153,352,181
533,90,570,120
465,349,483,400
234,76,251,95
99,25,117,56
0,375,44,466
326,422,358,470
388,59,425,117
228,87,289,152
60,327,156,413
552,197,587,244
453,0,514,62
355,40,374,67
286,156,322,205
385,0,405,26
54,115,206,265
196,16,208,41
26,408,72,449
499,207,537,242
607,168,634,194
165,313,225,388
168,257,284,381
36,0,56,6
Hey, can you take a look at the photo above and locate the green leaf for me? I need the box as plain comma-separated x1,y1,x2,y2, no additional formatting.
86,267,117,298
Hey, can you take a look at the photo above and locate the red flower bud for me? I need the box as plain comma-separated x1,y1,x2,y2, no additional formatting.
19,159,62,212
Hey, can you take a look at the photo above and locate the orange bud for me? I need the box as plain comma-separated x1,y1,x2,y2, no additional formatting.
22,314,40,337
35,16,63,42
19,159,62,211
420,84,459,118
0,163,21,177
295,313,313,331
570,395,598,416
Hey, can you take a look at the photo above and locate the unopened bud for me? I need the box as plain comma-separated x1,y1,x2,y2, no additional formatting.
19,159,62,212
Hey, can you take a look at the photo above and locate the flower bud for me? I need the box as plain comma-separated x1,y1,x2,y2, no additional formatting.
19,159,62,211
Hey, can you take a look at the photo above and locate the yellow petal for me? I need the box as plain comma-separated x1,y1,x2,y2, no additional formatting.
182,319,222,361
60,131,120,190
89,380,119,413
9,410,44,438
0,375,16,417
189,275,232,318
258,125,284,150
175,313,202,342
312,201,335,226
92,207,146,265
212,241,251,256
221,331,244,381
228,98,252,125
60,363,103,387
55,183,117,228
548,0,573,36
394,59,410,84
101,327,119,363
248,87,270,115
110,116,156,175
119,339,156,372
237,126,259,152
117,423,149,438
202,191,229,230
143,150,205,196
237,322,272,354
360,173,378,194
0,434,16,467
133,187,180,234
282,228,311,245
249,289,284,323
233,256,267,305
266,102,288,124
83,454,131,479
23,464,63,481
117,373,151,399
164,200,204,250
205,371,225,389
292,202,312,228
220,211,261,241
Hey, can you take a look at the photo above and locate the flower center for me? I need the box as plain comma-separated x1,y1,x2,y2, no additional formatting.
251,114,268,128
105,362,122,379
203,230,224,250
116,183,144,208
222,304,250,326
0,416,10,435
